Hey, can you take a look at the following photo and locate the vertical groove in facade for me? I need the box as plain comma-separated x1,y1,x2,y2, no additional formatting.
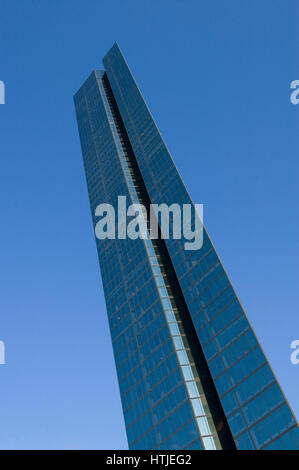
100,72,237,450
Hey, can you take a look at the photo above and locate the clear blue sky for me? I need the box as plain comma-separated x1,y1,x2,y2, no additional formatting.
0,0,298,450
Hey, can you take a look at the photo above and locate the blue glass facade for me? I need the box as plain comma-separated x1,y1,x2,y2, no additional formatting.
74,43,299,450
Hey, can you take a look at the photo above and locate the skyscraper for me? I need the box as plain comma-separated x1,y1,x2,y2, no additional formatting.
74,43,299,450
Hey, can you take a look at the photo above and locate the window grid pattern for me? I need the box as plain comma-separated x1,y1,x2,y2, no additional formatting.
74,44,299,450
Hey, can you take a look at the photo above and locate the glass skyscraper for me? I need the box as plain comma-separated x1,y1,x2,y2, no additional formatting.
74,43,299,450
